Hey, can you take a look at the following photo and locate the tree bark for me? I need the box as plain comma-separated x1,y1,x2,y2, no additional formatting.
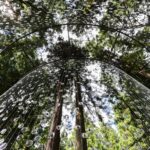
75,73,87,150
46,71,65,150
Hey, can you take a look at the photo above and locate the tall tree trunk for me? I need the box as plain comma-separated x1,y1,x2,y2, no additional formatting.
46,71,65,150
75,73,87,150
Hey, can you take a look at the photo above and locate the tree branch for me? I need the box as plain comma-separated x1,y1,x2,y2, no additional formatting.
1,23,148,54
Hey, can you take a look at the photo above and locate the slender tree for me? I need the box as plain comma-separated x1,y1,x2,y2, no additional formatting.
75,72,87,150
46,70,66,150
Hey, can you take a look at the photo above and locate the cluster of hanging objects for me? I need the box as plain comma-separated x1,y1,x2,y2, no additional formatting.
0,58,150,150
0,0,149,149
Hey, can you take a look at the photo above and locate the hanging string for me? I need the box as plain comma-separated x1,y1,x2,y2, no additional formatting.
67,23,70,44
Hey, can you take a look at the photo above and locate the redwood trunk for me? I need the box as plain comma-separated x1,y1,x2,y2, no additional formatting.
46,72,65,150
75,73,87,150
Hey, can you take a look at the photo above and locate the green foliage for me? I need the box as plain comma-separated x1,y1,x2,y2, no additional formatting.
0,1,150,150
120,50,145,73
0,42,39,94
86,27,150,87
0,0,149,92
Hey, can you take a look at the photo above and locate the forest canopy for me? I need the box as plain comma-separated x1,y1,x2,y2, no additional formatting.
0,0,149,94
0,1,150,149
